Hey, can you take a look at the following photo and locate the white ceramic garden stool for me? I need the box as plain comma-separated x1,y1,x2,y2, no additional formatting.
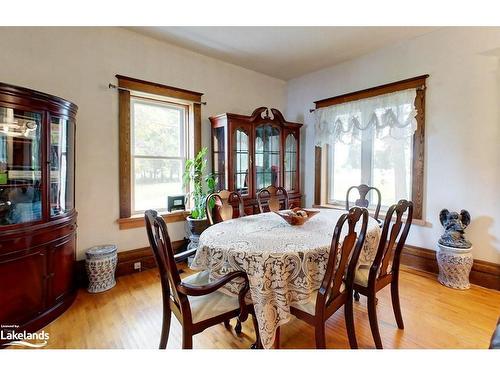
85,245,118,293
436,244,473,290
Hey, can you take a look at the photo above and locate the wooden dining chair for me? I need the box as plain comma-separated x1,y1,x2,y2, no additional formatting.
205,190,245,225
145,210,256,349
346,184,382,221
256,185,289,213
289,207,369,349
353,199,413,349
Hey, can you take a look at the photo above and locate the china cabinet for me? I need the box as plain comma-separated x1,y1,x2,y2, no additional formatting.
0,82,78,343
209,107,302,214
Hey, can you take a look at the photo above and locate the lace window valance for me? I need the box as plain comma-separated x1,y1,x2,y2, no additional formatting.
314,88,418,146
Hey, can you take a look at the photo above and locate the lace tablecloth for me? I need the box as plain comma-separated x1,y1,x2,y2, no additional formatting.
190,209,380,349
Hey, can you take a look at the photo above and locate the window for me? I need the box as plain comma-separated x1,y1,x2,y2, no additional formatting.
314,75,427,220
326,102,414,208
131,98,187,213
116,75,203,228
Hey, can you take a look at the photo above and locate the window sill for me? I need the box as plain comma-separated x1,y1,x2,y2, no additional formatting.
117,210,190,230
312,204,430,227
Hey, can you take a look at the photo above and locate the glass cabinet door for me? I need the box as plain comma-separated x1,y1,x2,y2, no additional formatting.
213,127,226,191
255,124,281,190
284,132,298,191
50,116,75,217
0,106,43,225
233,128,250,196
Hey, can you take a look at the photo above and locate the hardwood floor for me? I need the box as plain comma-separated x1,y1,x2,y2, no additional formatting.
15,265,500,349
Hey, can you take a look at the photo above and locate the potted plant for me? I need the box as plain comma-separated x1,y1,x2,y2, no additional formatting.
183,147,216,251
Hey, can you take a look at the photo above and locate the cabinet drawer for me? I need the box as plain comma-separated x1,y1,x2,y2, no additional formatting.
0,217,76,256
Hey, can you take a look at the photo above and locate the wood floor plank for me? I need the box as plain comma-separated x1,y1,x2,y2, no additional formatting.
11,265,499,349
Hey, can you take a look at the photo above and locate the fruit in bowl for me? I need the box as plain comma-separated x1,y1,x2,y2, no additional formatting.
275,207,320,226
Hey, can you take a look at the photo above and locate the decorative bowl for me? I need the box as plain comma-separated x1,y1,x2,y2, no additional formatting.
274,208,320,226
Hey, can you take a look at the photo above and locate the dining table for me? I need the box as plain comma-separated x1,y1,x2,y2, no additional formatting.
190,208,381,349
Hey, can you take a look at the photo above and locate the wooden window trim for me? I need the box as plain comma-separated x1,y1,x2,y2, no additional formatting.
314,75,428,108
314,75,428,220
117,75,203,227
115,75,203,102
117,210,190,230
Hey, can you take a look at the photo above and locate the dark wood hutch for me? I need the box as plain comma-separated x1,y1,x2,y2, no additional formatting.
0,82,77,344
209,107,302,214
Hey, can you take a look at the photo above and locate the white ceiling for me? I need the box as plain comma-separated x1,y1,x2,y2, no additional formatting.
129,27,439,80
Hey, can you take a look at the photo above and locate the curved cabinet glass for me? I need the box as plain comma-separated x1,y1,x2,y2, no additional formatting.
50,117,75,217
0,107,43,225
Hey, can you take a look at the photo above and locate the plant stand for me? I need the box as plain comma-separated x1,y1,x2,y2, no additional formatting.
186,217,209,253
436,244,473,290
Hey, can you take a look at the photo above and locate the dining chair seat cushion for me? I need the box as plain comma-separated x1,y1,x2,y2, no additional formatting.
291,283,346,315
354,266,370,287
182,271,240,323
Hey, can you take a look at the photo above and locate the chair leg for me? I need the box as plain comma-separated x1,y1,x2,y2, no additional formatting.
159,309,171,349
354,291,360,302
235,317,242,334
367,292,383,349
182,327,193,349
223,320,231,329
344,298,358,349
391,279,404,329
250,314,262,349
315,323,326,349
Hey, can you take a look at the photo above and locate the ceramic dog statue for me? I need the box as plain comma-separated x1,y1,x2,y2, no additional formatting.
438,209,472,248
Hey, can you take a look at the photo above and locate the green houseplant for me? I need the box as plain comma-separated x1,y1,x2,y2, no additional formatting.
183,147,216,250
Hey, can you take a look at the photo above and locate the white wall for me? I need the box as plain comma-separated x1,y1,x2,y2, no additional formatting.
286,27,500,263
0,27,286,259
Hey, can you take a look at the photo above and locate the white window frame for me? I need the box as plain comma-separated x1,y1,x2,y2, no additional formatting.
326,112,414,211
130,95,189,214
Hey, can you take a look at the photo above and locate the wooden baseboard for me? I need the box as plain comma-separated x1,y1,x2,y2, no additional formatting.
401,244,500,291
76,239,187,288
77,240,498,291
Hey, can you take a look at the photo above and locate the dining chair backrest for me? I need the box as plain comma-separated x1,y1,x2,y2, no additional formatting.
371,200,413,282
318,207,369,309
205,190,245,225
346,184,382,220
144,210,185,308
257,185,289,213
